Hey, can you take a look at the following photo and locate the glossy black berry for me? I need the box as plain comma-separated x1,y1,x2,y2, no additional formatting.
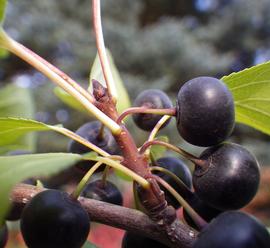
122,232,168,248
68,121,119,172
193,211,270,248
21,189,90,248
0,223,8,248
82,179,123,206
193,143,260,210
152,157,192,208
132,89,173,131
183,194,222,230
176,76,235,146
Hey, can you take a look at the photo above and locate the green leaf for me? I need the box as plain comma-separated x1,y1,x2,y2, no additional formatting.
89,49,131,113
0,117,59,153
53,87,87,114
82,241,98,248
222,61,270,135
0,152,82,223
0,84,35,153
150,136,169,161
0,0,7,25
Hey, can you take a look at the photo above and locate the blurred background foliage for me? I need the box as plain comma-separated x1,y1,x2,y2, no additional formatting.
0,0,269,164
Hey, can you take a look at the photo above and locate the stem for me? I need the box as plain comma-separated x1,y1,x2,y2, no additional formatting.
12,184,197,248
150,166,193,198
87,156,150,189
92,0,117,101
140,140,204,166
71,161,103,199
101,165,110,186
152,175,207,230
117,107,175,124
145,115,172,158
0,30,121,134
50,125,109,157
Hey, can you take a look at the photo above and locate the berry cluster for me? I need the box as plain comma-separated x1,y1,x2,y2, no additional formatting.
4,76,269,248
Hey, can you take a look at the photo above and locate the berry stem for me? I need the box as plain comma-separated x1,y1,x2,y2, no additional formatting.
152,175,207,230
145,115,172,158
140,140,203,165
150,166,193,198
0,29,121,134
71,161,103,199
101,165,110,187
117,107,176,124
92,0,117,101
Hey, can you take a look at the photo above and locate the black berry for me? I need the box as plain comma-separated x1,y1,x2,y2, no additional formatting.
193,211,270,248
153,157,192,208
0,223,8,248
20,189,90,248
122,232,168,248
176,76,235,146
68,121,119,172
82,179,123,206
132,89,173,131
193,143,260,210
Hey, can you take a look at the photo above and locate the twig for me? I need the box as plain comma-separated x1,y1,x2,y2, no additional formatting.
11,184,197,248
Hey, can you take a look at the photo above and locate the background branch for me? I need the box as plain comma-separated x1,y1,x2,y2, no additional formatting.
11,184,197,248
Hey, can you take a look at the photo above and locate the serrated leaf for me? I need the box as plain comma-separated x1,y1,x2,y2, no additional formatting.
0,152,82,223
53,87,87,113
0,117,60,153
82,241,98,248
222,61,270,135
89,49,131,113
150,136,169,161
0,84,35,153
0,0,7,25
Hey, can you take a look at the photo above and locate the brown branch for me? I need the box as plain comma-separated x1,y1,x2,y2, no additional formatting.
11,184,197,248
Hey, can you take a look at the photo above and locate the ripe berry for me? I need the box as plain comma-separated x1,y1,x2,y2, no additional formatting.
132,89,173,131
82,179,123,206
68,121,119,172
152,157,192,208
21,189,90,248
193,143,260,210
176,76,235,146
183,194,222,230
0,223,8,248
122,232,168,248
193,211,270,248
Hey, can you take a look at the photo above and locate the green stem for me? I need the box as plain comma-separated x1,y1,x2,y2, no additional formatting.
92,0,117,101
72,161,103,199
50,125,109,157
150,166,192,195
152,175,207,230
87,156,150,189
0,29,121,134
144,115,172,158
101,165,110,187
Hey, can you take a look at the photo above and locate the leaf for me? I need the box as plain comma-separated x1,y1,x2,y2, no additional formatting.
53,87,87,113
0,152,82,223
89,49,131,113
222,61,270,135
0,84,35,153
0,0,7,25
150,136,169,161
0,117,59,153
82,241,98,248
